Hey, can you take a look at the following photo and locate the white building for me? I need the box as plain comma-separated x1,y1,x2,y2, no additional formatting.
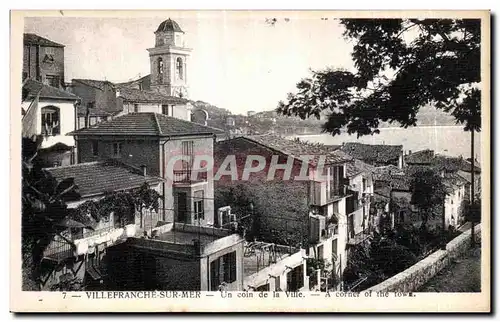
22,79,79,166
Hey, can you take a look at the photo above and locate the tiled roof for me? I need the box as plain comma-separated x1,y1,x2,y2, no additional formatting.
346,159,375,178
443,172,469,189
405,149,435,164
115,75,151,89
24,33,64,47
433,155,481,173
69,112,225,137
389,175,411,191
242,134,352,165
117,87,188,104
23,79,79,101
457,170,474,184
44,159,164,198
72,79,115,91
372,165,404,181
340,142,403,164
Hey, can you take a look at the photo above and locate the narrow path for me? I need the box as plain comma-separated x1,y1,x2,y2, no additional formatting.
418,247,481,292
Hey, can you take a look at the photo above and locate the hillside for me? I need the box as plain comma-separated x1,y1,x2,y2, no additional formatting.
190,100,460,136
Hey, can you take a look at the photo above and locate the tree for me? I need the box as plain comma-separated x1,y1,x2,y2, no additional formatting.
22,136,86,290
409,168,447,230
277,19,481,137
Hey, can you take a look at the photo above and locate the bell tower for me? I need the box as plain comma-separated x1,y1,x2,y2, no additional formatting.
148,18,191,98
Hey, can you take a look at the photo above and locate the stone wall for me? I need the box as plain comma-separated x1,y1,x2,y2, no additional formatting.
365,224,481,292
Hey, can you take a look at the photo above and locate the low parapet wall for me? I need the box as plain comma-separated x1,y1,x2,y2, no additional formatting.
365,224,481,293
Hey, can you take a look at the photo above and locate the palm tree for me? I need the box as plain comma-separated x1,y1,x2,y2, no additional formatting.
21,136,87,290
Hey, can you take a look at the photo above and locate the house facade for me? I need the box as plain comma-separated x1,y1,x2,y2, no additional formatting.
40,160,165,291
69,79,120,129
22,79,80,166
213,135,352,290
117,86,192,121
70,112,227,227
345,160,375,246
23,33,65,88
70,79,192,130
49,112,246,291
106,224,245,291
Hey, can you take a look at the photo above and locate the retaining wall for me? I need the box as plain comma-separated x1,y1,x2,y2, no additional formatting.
365,224,481,292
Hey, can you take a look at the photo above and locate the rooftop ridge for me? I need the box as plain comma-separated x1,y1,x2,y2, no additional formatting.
153,113,163,136
155,113,225,134
43,160,104,171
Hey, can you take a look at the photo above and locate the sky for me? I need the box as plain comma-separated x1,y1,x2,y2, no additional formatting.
23,12,355,115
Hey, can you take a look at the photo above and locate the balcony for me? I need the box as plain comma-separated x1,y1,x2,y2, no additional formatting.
329,183,348,201
42,224,137,263
172,169,208,185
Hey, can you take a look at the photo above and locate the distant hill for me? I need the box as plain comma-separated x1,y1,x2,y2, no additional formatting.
189,100,460,136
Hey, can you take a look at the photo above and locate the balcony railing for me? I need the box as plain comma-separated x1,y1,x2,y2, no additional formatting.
43,240,74,263
173,169,208,184
329,184,348,200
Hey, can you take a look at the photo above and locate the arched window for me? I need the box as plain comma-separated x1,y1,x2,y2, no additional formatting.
176,57,183,80
41,106,60,136
157,57,164,75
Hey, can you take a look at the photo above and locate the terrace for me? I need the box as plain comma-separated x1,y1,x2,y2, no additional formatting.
127,222,244,257
243,241,297,277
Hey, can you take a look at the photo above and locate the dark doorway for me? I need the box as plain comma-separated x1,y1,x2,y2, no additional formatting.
348,214,355,239
177,192,188,223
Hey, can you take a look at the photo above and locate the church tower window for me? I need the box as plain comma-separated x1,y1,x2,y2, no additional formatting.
176,57,183,80
158,57,164,74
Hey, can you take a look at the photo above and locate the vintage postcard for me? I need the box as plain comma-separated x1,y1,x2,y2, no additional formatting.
10,9,490,312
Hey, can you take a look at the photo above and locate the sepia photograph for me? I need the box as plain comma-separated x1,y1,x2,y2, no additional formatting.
10,9,490,312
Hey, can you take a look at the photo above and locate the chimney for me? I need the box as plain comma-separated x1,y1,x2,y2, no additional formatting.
140,165,147,176
408,150,412,155
85,106,90,128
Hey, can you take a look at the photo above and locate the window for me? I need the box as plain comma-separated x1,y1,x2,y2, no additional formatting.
348,214,355,239
331,165,344,197
182,141,194,169
162,105,169,116
45,75,60,87
193,190,204,221
210,251,237,290
78,117,86,129
91,140,98,156
176,57,184,80
157,57,164,74
317,244,324,260
332,238,338,260
45,47,55,55
41,106,60,136
177,192,188,223
113,142,122,157
275,276,281,291
134,104,139,113
89,117,98,126
286,265,304,291
346,191,359,214
362,178,367,192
